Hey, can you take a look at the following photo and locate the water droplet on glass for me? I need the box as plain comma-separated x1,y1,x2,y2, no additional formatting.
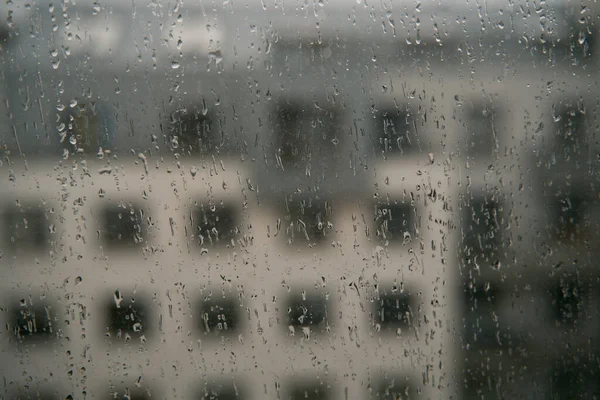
171,61,181,69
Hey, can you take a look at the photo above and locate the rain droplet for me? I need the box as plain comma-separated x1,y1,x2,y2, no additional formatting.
171,61,181,69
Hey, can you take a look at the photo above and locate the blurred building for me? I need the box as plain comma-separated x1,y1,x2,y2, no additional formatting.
0,0,599,399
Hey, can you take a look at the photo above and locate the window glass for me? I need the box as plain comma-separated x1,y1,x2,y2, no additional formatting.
1,0,600,399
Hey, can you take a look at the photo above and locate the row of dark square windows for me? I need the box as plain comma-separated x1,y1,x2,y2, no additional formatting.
9,272,591,349
5,375,417,400
61,95,588,165
9,289,415,344
8,362,600,400
2,201,418,251
4,188,592,255
462,275,597,350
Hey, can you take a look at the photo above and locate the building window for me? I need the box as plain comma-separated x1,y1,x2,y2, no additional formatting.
3,205,48,252
101,205,146,248
274,38,335,72
168,108,227,155
106,387,152,400
12,301,56,343
374,106,417,156
551,191,589,242
275,101,340,169
554,105,586,163
197,295,240,336
461,196,501,267
285,292,331,336
464,104,497,158
59,102,105,155
551,360,600,399
374,202,416,245
281,195,333,245
371,290,413,334
105,290,149,341
287,381,332,400
550,277,583,326
198,382,243,400
462,281,518,350
7,387,60,400
371,374,415,399
401,39,463,65
193,203,240,248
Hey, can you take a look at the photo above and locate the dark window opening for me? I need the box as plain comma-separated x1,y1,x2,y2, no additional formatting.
200,389,241,400
198,296,240,336
281,196,333,245
285,294,331,333
102,206,146,247
401,39,462,65
551,358,600,399
461,197,501,267
551,192,588,241
198,383,243,400
374,107,417,156
275,102,340,169
274,39,335,70
462,282,517,349
464,105,496,157
288,382,331,400
372,290,413,333
106,388,151,400
372,375,415,399
8,388,59,400
105,290,149,341
194,203,239,247
552,21,595,63
550,277,583,326
553,105,586,162
59,103,100,155
374,202,415,245
4,206,47,251
12,301,56,342
168,108,225,155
